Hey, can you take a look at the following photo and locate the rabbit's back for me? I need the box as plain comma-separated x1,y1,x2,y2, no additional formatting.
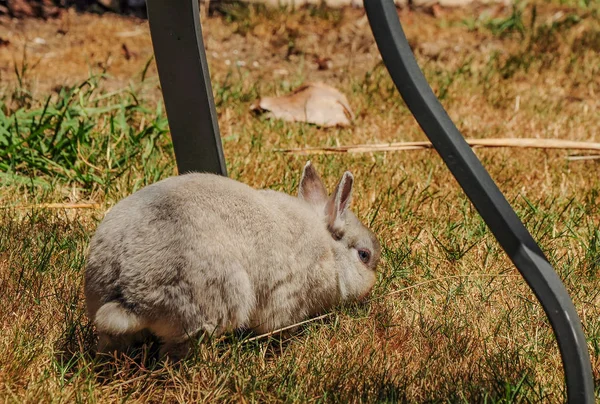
85,173,338,339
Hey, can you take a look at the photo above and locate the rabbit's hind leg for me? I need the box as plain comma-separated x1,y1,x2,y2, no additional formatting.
154,322,214,363
97,332,124,357
96,330,153,359
158,337,193,363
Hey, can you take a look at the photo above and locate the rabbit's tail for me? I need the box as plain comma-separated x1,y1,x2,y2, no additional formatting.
95,302,146,335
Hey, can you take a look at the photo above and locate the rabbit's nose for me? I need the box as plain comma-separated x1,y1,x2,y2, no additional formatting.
356,286,374,302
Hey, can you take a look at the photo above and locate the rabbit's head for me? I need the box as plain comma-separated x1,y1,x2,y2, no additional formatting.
298,161,381,301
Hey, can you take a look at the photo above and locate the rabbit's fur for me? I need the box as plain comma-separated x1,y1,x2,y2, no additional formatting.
84,162,380,360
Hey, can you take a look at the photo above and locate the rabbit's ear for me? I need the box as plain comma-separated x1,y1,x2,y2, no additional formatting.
299,161,328,205
326,172,353,237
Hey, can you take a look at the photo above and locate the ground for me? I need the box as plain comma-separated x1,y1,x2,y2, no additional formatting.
0,1,599,402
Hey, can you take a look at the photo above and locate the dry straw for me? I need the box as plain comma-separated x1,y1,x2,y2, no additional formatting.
278,138,600,155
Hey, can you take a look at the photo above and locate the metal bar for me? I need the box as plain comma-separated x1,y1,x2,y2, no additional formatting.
146,0,227,176
364,2,593,402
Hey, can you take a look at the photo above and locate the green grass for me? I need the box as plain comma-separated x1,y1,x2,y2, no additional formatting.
0,76,174,196
1,2,600,402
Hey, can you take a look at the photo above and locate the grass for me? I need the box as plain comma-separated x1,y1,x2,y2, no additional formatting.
1,77,173,191
0,1,599,402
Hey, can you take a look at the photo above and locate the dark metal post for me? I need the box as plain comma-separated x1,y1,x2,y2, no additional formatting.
364,1,594,402
146,0,227,176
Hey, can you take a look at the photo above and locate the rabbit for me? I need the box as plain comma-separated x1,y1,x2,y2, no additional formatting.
84,161,381,360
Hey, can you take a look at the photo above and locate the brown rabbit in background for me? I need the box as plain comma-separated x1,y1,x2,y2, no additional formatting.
84,161,381,360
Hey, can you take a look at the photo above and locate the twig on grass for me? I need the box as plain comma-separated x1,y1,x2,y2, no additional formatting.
373,273,520,300
565,155,600,161
0,203,102,210
277,138,600,155
243,313,333,343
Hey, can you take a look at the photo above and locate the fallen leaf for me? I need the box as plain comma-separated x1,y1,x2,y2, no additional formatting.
250,82,355,128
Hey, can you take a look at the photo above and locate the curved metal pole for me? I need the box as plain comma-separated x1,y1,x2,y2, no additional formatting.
364,2,594,402
146,0,227,176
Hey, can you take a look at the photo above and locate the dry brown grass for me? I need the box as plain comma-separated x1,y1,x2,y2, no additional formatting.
1,1,599,402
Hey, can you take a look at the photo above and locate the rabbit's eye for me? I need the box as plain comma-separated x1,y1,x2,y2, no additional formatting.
357,249,371,264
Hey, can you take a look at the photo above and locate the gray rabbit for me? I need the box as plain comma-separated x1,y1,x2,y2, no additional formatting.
84,162,381,360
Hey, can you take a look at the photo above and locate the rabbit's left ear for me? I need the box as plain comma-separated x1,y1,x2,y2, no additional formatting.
299,161,328,206
325,171,353,237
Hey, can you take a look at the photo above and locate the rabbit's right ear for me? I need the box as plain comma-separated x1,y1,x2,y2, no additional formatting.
325,171,353,238
298,161,328,205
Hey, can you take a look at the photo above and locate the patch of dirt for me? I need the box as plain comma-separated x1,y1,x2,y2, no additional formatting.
0,9,153,93
0,5,512,95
